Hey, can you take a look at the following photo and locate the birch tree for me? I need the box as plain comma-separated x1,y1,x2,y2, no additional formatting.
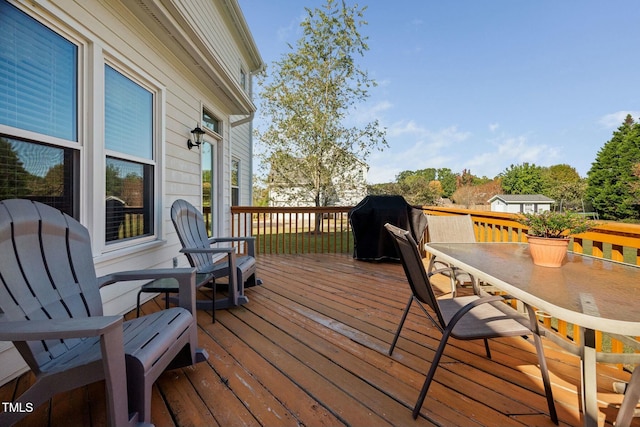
256,0,386,209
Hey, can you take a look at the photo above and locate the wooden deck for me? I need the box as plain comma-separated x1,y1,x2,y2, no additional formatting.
3,253,639,427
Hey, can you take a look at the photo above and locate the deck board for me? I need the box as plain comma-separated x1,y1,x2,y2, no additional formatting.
4,253,640,427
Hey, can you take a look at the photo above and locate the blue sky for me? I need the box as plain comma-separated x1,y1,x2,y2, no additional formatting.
238,0,640,184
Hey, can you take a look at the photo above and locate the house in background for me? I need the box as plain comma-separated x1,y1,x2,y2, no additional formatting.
0,0,262,386
268,158,369,208
488,194,555,213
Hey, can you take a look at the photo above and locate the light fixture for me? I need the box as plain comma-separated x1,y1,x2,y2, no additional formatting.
187,125,205,150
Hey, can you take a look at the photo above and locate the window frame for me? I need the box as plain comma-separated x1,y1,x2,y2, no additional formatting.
200,104,224,236
231,157,240,206
523,203,534,214
101,58,164,251
0,0,83,218
202,108,223,139
240,68,247,92
1,1,167,255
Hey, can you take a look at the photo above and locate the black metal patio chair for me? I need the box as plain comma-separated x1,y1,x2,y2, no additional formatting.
384,223,557,423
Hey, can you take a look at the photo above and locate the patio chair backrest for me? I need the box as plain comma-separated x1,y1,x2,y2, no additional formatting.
0,199,103,369
426,214,476,243
171,199,213,271
384,223,445,326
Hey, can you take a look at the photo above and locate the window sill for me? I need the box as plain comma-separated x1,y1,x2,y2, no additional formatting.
94,239,167,266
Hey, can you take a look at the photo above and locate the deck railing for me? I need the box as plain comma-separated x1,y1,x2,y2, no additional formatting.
232,204,640,262
422,206,640,265
231,204,640,370
423,206,640,368
231,206,352,255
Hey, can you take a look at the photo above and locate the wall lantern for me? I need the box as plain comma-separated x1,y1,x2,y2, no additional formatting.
187,125,205,150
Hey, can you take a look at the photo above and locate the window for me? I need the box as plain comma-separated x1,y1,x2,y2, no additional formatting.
202,142,215,237
231,158,240,206
201,108,222,237
104,65,154,242
202,109,222,137
0,136,76,214
1,1,164,248
0,1,78,216
523,203,534,214
240,68,247,91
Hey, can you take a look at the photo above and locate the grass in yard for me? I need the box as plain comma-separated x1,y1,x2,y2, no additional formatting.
255,230,354,254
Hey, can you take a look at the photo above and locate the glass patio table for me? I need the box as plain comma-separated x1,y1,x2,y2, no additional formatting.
425,242,640,427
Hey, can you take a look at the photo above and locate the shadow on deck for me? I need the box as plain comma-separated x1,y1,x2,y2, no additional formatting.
2,253,638,427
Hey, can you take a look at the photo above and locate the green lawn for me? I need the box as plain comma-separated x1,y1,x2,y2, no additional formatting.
255,230,354,254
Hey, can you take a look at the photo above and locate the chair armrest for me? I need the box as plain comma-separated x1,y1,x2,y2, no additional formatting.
97,268,197,315
0,316,122,341
210,236,256,243
97,267,196,287
427,266,456,277
0,316,131,427
209,236,256,256
180,247,234,254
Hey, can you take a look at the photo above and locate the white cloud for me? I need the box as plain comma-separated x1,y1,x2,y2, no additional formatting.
598,111,640,129
367,125,564,183
387,119,428,137
464,135,561,178
366,124,470,183
376,78,391,88
489,122,500,132
347,100,393,129
276,12,306,42
358,100,392,119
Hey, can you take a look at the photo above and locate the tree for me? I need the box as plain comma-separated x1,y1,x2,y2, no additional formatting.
452,178,502,207
367,181,400,197
500,162,545,194
252,176,270,207
0,137,30,199
540,164,584,211
393,169,442,205
397,168,436,184
586,114,640,220
256,0,386,212
436,168,458,198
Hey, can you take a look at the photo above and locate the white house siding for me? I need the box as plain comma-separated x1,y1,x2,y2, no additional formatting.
230,119,254,206
0,0,261,386
269,162,369,207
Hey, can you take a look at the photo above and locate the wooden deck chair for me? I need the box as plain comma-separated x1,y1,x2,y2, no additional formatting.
0,199,207,427
384,223,557,423
171,199,259,314
425,214,478,296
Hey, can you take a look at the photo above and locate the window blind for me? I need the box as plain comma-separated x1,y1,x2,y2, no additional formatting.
0,1,77,141
105,65,153,159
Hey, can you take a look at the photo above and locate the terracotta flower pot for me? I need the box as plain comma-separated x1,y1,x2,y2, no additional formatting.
527,235,570,267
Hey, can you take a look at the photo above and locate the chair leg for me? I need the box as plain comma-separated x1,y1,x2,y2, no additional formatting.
532,331,558,424
212,278,216,323
526,305,558,425
413,328,453,419
450,267,458,298
136,290,142,317
389,295,414,356
616,368,640,427
101,326,131,427
483,338,492,359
